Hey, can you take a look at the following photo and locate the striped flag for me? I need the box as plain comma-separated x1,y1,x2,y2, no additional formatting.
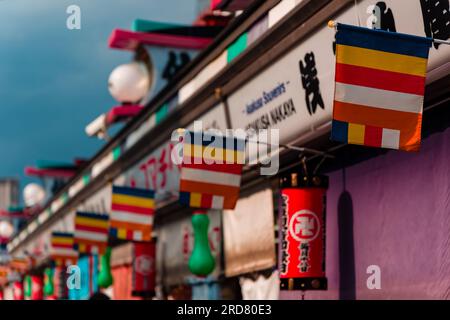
331,23,432,152
50,232,78,266
74,212,109,255
179,130,245,210
110,186,155,242
9,257,29,272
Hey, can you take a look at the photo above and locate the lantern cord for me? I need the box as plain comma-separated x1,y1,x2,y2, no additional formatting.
328,20,450,46
246,139,335,159
300,156,308,176
313,155,328,175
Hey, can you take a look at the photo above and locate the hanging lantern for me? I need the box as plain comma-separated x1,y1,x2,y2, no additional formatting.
108,62,151,104
279,173,328,291
98,247,114,289
188,210,215,277
132,242,156,297
0,221,14,239
23,183,46,208
13,281,24,300
31,275,43,300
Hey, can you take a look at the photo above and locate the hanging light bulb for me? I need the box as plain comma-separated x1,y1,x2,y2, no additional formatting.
108,62,151,104
0,221,14,239
23,183,46,207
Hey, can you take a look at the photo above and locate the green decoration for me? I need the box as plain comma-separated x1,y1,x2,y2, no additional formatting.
43,268,54,297
188,213,215,277
98,247,114,289
24,275,32,298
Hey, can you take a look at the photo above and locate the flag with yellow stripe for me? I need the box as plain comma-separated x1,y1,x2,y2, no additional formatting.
74,212,109,255
331,23,432,152
110,186,155,242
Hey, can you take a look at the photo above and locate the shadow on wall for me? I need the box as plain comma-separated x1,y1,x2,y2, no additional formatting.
337,169,356,300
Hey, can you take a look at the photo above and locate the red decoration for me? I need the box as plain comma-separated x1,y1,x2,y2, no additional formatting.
13,281,24,300
132,242,156,297
31,276,43,300
279,174,328,291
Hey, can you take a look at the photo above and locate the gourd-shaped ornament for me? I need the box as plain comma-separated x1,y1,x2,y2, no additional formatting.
43,268,54,297
24,275,32,299
98,247,114,288
188,211,215,276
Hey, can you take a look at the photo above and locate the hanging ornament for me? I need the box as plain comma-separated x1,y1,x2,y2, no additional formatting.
279,173,328,291
188,210,215,277
98,247,114,289
43,268,54,298
13,281,24,300
23,275,32,299
132,242,156,297
31,275,43,300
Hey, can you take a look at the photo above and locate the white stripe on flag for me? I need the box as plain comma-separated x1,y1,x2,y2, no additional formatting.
74,230,108,242
111,211,154,225
181,167,242,187
211,195,224,209
382,128,400,149
335,82,424,114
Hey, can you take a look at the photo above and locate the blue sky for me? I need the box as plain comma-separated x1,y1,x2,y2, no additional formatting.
0,0,199,195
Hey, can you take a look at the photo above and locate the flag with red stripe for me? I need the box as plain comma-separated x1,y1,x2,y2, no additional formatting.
74,212,109,255
178,129,245,210
330,23,432,152
110,186,155,242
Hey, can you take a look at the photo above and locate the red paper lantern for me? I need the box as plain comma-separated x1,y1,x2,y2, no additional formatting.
13,281,24,300
31,276,43,300
279,173,328,291
132,242,156,297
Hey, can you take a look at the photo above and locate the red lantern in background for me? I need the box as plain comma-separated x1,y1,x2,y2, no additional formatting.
131,242,156,297
31,275,43,300
279,173,328,291
13,281,24,300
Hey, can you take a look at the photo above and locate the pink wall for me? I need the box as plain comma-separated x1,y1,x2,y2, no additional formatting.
281,127,450,300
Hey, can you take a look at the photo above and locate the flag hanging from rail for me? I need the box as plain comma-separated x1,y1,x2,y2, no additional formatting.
330,23,432,152
178,130,245,210
110,186,155,242
74,212,109,255
50,232,78,266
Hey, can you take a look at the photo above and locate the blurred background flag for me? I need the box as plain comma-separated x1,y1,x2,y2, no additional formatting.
50,232,78,266
110,186,155,242
330,23,432,152
74,212,109,255
178,130,245,210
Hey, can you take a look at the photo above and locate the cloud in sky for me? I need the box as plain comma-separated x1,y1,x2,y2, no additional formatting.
0,0,199,194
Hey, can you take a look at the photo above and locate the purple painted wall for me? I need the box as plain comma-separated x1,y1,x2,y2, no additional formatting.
281,127,450,300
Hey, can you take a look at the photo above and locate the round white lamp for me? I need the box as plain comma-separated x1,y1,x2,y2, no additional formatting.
23,183,46,207
0,221,14,239
108,62,151,104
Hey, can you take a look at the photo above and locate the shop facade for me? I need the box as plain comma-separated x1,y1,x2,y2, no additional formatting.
6,0,450,300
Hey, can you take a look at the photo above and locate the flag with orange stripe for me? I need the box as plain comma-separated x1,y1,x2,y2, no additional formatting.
110,186,155,242
50,232,78,266
330,23,432,152
178,130,245,210
74,212,109,255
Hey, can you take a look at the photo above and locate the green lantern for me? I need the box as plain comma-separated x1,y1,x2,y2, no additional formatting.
43,268,54,297
98,247,113,289
24,275,32,299
188,212,215,276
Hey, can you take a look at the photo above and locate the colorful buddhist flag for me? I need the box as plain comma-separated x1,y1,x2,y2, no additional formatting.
110,186,155,242
74,212,109,255
330,23,432,152
50,232,78,266
178,130,245,210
